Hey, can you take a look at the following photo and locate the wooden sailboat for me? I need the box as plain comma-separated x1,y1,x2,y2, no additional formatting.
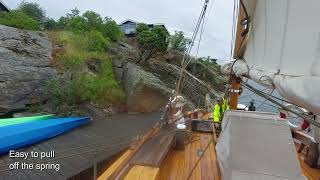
98,111,320,180
99,0,320,179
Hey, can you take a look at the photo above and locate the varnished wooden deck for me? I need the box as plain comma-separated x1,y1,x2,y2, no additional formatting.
100,127,320,180
296,144,320,180
156,132,220,180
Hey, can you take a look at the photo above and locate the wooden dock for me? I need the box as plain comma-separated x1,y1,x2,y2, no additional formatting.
0,112,160,180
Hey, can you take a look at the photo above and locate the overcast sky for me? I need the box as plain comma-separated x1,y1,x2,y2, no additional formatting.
3,0,235,64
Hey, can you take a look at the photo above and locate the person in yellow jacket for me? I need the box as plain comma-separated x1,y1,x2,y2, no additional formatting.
213,97,230,123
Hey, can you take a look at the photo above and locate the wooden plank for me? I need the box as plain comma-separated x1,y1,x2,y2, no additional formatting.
156,148,175,180
107,126,158,179
195,138,202,180
200,135,208,180
175,151,183,180
170,150,179,180
205,137,214,180
209,142,220,180
131,125,175,167
292,131,319,168
189,136,197,180
183,139,191,180
155,131,222,180
98,149,131,180
124,165,144,180
124,165,159,180
295,144,320,180
139,166,159,180
179,149,186,180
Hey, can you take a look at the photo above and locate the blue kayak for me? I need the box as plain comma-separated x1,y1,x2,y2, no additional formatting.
0,117,90,154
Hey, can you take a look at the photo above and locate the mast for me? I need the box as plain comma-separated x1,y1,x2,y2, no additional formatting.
228,0,246,110
229,75,241,110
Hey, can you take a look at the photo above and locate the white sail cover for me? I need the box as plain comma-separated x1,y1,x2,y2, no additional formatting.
216,110,306,180
228,0,320,114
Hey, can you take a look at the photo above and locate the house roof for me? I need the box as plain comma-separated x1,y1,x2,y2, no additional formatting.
119,19,138,26
0,0,10,12
119,19,170,35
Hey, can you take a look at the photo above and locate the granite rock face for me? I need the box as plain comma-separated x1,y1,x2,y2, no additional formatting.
0,25,56,114
110,43,226,113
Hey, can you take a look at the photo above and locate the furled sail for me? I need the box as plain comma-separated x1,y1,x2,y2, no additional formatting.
224,0,320,115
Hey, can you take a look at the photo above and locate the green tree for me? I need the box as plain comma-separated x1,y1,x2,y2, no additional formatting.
101,19,123,41
67,8,80,18
18,2,45,23
43,18,57,30
136,23,149,34
82,11,103,31
67,16,87,33
169,31,191,53
56,16,69,29
86,30,109,52
137,25,169,63
0,10,40,30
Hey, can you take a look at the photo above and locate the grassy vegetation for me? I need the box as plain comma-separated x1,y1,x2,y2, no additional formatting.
47,31,125,109
0,11,40,30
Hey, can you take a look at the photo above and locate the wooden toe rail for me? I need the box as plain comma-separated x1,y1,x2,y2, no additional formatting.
292,130,319,168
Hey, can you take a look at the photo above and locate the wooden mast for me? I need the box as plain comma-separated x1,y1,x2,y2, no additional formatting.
229,75,241,110
229,0,247,110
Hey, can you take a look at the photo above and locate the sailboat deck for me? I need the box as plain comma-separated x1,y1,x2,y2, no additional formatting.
99,126,320,180
156,132,221,180
296,144,320,180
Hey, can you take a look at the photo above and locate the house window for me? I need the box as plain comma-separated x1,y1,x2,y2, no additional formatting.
125,28,135,34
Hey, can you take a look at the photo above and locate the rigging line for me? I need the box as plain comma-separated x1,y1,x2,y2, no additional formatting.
239,0,248,18
194,0,216,60
185,1,209,67
239,86,270,100
180,3,210,91
243,83,320,128
176,6,205,94
176,0,211,90
230,0,237,60
184,0,208,60
195,10,206,58
203,0,215,34
257,88,292,105
176,0,210,94
241,101,280,109
257,99,268,109
186,135,213,180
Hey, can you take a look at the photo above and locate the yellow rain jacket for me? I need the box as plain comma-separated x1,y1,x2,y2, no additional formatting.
213,97,230,122
222,97,230,111
213,104,223,122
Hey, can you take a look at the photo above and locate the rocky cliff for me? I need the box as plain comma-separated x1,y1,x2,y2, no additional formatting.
0,25,56,115
110,43,226,113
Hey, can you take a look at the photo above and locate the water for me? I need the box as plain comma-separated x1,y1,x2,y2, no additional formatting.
239,80,282,114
